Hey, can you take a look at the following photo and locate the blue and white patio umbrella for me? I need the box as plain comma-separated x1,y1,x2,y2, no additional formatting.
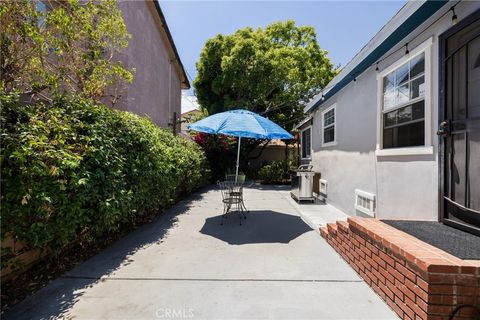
187,109,293,181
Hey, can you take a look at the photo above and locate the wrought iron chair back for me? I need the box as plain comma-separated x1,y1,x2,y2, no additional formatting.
218,181,246,225
224,174,237,182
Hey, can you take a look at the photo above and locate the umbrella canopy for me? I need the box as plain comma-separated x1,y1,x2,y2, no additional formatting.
187,109,293,140
187,109,293,181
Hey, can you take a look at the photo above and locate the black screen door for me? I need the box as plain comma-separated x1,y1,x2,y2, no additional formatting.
439,12,480,235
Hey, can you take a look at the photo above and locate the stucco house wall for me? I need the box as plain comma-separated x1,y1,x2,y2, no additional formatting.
303,1,480,221
309,69,378,218
114,1,188,131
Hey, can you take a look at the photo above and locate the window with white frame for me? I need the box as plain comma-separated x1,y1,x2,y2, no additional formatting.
322,106,336,146
301,127,311,159
382,52,425,149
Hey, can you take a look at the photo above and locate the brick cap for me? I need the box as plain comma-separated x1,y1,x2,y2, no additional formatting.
346,218,480,275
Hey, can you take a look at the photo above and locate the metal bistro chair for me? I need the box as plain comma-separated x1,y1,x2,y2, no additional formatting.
218,181,247,225
224,174,249,213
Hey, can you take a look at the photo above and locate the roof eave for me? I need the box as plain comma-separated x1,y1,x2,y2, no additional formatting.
152,1,190,89
305,0,449,114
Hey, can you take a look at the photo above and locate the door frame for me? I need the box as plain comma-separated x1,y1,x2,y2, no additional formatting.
438,9,480,236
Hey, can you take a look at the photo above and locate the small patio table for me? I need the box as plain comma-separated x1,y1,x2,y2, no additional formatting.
218,181,247,225
224,174,249,213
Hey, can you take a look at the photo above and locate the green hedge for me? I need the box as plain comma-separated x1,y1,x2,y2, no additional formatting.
258,159,293,184
0,93,209,254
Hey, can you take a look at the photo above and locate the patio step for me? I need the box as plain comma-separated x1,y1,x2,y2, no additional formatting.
326,223,338,235
319,218,480,320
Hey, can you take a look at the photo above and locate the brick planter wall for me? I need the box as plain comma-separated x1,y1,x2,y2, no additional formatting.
320,218,480,320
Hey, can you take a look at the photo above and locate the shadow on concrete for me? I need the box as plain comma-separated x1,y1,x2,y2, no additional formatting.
245,183,291,191
2,187,211,320
199,210,312,245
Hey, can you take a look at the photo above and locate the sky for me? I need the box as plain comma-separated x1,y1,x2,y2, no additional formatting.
160,1,406,112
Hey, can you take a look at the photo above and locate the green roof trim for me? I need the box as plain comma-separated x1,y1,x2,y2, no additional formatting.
309,0,449,112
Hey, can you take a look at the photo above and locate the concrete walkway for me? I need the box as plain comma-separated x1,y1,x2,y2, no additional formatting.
4,185,397,320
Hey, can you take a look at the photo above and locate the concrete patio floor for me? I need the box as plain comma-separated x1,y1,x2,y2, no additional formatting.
4,185,398,320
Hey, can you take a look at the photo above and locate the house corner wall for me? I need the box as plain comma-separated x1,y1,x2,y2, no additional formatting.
307,3,480,221
113,1,182,132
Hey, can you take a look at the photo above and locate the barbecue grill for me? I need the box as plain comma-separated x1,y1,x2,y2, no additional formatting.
291,165,315,202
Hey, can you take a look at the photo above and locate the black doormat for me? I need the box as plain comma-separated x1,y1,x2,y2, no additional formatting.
382,220,480,260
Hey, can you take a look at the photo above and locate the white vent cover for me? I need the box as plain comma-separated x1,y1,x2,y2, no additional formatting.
319,179,328,195
355,189,376,217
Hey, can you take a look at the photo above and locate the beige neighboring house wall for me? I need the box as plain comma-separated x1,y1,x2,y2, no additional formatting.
115,1,189,132
249,140,297,171
181,109,202,133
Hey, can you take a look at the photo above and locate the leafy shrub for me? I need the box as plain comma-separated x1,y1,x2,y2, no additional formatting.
0,93,209,255
258,160,290,184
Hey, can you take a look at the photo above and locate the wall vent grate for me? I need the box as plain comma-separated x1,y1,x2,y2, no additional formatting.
319,179,327,196
355,189,376,217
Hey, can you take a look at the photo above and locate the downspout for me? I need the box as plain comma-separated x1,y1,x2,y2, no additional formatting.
169,62,172,129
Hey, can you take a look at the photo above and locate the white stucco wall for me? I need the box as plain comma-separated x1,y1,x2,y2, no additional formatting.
307,2,480,220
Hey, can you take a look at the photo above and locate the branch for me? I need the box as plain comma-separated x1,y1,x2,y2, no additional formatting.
247,139,270,160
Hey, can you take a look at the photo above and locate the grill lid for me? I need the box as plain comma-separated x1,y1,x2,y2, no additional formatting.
297,164,313,172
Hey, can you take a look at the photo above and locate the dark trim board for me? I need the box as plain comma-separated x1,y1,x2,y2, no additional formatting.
310,0,449,112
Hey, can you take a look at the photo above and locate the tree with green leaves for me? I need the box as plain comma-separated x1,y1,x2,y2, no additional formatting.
0,0,133,104
194,20,337,131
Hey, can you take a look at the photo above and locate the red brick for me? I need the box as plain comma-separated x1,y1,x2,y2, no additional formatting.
381,237,391,249
391,251,407,266
372,268,386,286
360,258,371,272
404,250,418,266
373,254,387,269
396,262,417,283
345,250,354,264
427,264,460,274
391,283,404,301
395,296,415,320
428,284,454,295
454,274,477,286
428,304,454,316
379,251,396,267
405,278,428,302
460,265,478,274
351,263,360,274
458,305,479,317
397,281,416,302
416,276,428,292
366,270,378,286
389,242,403,256
364,276,372,286
337,221,349,233
360,245,371,258
440,295,455,305
367,256,379,271
456,295,476,305
415,294,429,313
353,244,365,256
366,241,379,255
426,294,442,304
353,233,366,246
456,286,477,296
426,274,454,284
351,237,360,248
404,296,428,320
387,264,405,283
386,297,404,319
379,281,395,300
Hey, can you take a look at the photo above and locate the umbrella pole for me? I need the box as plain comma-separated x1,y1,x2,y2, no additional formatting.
235,136,241,182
